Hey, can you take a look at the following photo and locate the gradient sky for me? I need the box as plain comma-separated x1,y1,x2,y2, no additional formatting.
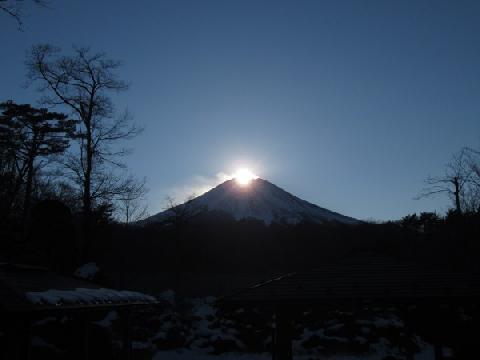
1,0,480,220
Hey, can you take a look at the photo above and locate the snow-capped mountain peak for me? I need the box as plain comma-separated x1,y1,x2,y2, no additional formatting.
146,178,358,225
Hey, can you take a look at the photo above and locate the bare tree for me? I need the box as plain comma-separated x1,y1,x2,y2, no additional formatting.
0,0,48,28
118,197,149,225
463,146,480,212
26,45,142,220
465,147,480,185
115,177,149,224
163,194,205,228
417,148,473,214
35,177,80,213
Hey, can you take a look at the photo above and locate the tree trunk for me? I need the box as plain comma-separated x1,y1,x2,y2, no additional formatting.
3,159,27,220
81,113,93,261
83,134,92,216
4,173,23,220
275,308,293,360
453,177,462,214
83,99,95,217
22,147,36,227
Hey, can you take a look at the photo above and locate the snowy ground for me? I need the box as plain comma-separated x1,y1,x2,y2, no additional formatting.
28,290,444,360
153,345,435,360
153,350,270,360
149,291,438,360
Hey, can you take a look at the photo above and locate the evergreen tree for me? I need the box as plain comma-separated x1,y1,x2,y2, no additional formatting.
0,101,76,223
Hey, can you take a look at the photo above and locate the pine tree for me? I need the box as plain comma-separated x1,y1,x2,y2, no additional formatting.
0,101,76,223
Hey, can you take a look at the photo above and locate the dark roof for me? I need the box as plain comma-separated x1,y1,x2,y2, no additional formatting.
225,256,480,305
0,263,157,312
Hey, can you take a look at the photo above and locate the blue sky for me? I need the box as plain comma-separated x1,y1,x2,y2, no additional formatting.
1,0,480,220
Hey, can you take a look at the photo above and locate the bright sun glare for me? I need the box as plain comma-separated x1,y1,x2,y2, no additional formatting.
233,168,258,186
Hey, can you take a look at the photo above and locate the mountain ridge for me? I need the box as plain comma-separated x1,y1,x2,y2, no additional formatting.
145,178,358,225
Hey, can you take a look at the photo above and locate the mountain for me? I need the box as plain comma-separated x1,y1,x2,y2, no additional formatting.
145,178,358,225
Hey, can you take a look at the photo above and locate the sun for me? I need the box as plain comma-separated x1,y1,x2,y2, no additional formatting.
233,168,258,186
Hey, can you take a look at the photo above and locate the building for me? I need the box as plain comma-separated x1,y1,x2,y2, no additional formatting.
224,255,480,360
0,263,158,360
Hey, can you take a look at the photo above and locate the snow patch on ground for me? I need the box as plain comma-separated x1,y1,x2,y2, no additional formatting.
188,297,245,350
373,315,404,328
149,293,436,360
94,310,118,328
133,340,152,350
158,289,176,304
153,350,435,360
26,288,156,305
153,350,270,360
34,316,57,326
74,262,99,280
31,336,63,353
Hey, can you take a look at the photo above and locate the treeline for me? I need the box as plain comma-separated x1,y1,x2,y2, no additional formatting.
82,209,480,296
0,45,148,266
154,210,480,273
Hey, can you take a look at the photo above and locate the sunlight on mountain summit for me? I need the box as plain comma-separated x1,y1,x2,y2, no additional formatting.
233,168,258,186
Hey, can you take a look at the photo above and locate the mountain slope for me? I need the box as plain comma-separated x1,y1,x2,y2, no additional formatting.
146,178,358,225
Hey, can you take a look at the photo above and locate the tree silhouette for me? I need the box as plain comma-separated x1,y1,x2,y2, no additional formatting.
0,0,48,28
0,101,75,223
164,194,206,228
463,147,480,212
26,45,142,220
417,148,473,214
116,177,149,224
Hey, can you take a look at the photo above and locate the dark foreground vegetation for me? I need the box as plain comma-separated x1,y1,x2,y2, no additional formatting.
1,9,480,358
2,200,480,294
